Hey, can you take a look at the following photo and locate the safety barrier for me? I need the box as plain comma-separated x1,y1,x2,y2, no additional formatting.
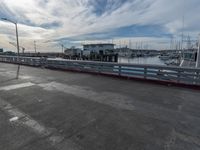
1,55,200,86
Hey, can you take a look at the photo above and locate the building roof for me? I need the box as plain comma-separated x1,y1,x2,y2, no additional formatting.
83,43,115,46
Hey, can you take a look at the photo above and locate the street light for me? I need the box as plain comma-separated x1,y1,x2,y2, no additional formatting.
1,18,20,61
1,18,20,79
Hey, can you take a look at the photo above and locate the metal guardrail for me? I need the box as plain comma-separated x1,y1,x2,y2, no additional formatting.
0,55,200,86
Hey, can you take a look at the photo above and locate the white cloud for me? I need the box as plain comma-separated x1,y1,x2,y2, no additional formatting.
0,0,199,51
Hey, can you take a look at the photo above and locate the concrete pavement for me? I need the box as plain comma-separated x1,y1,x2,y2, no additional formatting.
0,63,200,150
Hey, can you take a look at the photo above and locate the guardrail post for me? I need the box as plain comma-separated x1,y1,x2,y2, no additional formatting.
157,69,162,80
197,71,200,79
177,70,181,83
144,67,147,79
119,65,122,76
196,71,200,85
98,64,102,74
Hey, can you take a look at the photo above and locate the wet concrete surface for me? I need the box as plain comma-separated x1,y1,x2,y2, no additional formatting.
0,63,200,150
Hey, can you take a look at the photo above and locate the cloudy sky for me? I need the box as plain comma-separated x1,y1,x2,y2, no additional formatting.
0,0,200,52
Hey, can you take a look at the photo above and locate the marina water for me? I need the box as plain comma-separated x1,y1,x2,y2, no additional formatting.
118,56,166,66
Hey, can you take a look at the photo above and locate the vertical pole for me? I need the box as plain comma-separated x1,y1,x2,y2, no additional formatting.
144,67,147,79
119,65,121,76
15,23,20,79
62,44,64,53
196,35,200,68
15,23,20,62
181,16,185,50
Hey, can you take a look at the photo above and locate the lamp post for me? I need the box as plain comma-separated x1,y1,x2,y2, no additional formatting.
1,18,20,78
1,18,20,60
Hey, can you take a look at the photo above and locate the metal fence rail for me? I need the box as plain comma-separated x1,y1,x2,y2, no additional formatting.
1,55,200,86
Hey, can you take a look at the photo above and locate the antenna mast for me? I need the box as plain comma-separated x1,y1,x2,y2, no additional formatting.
181,16,185,50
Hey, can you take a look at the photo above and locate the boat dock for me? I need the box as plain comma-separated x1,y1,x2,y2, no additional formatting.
0,62,200,150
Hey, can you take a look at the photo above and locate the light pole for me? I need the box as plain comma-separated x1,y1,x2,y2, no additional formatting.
1,18,20,78
1,18,20,60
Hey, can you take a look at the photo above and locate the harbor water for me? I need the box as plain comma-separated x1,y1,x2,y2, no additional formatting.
118,56,166,66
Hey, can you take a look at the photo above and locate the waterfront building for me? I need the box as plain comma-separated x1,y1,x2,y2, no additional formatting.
64,47,82,57
83,43,115,55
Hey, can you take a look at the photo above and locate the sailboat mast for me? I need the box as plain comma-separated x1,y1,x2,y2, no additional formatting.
196,34,200,68
181,15,185,50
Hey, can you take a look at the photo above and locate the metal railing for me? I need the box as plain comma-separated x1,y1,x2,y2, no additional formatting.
1,55,200,86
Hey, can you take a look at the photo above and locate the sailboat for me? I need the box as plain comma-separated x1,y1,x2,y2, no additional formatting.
180,38,200,68
196,41,200,68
